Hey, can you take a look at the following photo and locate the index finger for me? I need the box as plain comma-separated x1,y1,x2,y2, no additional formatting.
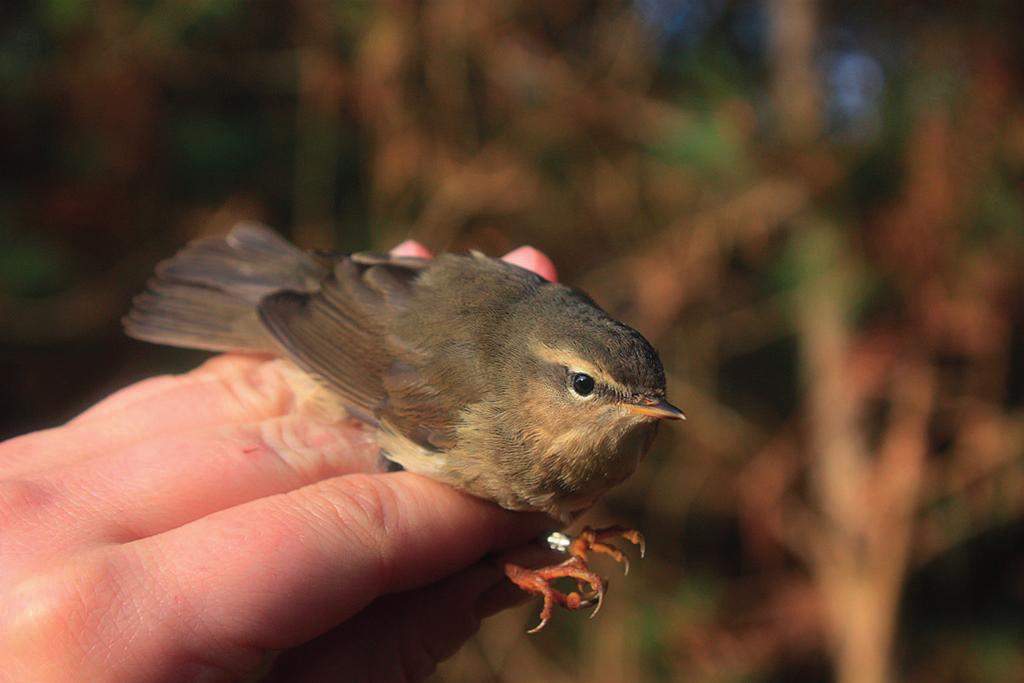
0,356,302,478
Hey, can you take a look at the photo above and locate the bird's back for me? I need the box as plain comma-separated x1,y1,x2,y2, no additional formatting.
125,224,553,450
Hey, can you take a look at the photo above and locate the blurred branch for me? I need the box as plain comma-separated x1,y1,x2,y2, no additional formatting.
585,177,808,340
796,223,934,683
769,0,822,144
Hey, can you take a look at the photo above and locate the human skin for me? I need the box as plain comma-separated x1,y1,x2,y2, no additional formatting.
0,241,559,683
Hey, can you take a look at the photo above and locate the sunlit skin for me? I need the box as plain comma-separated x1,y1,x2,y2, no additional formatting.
0,242,560,682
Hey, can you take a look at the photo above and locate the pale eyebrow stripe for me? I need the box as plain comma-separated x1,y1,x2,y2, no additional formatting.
531,343,630,394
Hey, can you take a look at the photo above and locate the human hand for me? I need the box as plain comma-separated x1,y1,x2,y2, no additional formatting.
0,242,558,682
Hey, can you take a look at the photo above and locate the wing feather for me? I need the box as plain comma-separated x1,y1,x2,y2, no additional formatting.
257,252,463,451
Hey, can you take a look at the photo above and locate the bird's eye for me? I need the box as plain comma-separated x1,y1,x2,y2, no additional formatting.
571,373,595,397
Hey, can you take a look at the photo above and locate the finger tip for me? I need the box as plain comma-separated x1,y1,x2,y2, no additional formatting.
501,246,558,282
390,239,433,258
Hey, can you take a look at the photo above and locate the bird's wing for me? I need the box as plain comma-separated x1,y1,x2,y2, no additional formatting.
124,222,332,353
257,252,465,451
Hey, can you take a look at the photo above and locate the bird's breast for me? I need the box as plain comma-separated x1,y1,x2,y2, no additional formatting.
539,419,657,515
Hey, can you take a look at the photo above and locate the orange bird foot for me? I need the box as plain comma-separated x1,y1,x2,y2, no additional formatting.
504,525,645,633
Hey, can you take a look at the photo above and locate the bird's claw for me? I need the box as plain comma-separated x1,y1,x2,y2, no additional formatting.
506,525,645,633
505,557,605,633
568,525,646,575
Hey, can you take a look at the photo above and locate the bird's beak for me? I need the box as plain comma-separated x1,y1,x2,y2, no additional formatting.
625,398,686,420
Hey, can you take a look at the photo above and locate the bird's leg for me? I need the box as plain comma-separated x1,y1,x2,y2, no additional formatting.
504,557,606,634
504,525,645,633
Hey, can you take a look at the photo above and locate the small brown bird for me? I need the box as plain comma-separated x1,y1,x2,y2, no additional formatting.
125,223,684,631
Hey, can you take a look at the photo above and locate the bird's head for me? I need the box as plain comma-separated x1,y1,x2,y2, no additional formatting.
503,285,684,473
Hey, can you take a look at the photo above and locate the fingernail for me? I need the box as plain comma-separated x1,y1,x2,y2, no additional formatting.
501,246,558,282
390,239,433,258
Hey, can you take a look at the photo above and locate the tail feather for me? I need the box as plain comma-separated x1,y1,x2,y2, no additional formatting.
124,222,329,353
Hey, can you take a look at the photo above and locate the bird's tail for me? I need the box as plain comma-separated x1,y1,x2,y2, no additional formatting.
123,222,329,353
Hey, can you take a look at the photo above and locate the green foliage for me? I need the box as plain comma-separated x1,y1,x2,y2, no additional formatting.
651,112,746,178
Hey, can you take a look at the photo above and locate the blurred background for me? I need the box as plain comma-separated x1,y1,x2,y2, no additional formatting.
2,0,1024,680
